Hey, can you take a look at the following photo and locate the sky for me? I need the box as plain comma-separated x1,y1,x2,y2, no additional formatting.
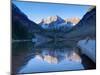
12,0,93,23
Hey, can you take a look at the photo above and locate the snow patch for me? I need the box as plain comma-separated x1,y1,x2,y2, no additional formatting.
77,39,96,62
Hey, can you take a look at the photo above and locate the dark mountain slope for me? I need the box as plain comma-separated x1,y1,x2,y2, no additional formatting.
12,3,43,40
64,7,96,40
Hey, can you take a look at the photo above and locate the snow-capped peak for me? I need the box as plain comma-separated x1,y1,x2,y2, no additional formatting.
39,16,80,30
40,15,64,24
64,17,80,25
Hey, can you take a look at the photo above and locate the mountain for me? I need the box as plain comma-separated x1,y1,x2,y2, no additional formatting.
39,15,65,29
39,15,74,30
39,15,64,25
12,3,43,40
64,17,80,25
63,7,96,41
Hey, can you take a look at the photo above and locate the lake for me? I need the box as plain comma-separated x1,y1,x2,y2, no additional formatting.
12,40,85,74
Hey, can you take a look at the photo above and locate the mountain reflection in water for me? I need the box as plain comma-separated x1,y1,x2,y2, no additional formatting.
18,40,84,73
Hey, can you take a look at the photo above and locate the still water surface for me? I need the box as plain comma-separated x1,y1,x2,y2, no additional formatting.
13,41,84,73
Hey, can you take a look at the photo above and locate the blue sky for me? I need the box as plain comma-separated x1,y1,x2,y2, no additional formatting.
12,1,92,23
